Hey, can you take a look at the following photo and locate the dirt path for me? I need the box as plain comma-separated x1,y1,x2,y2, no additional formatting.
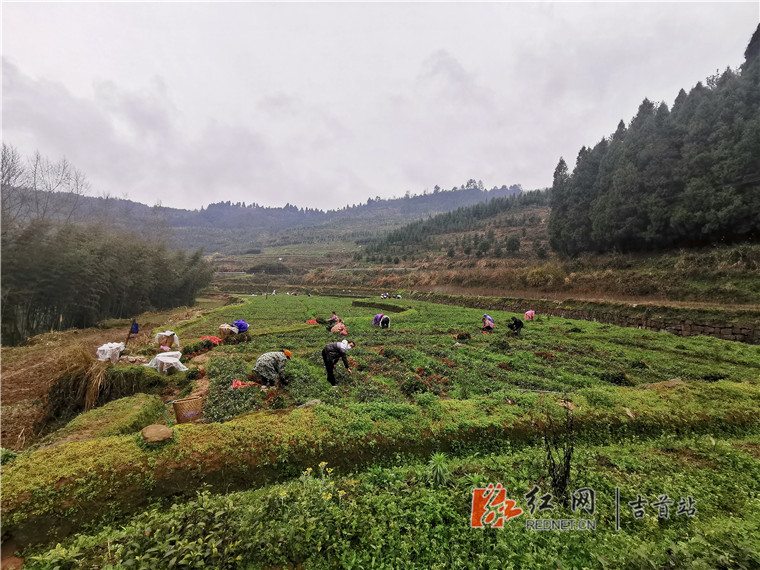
1,328,121,450
0,297,235,451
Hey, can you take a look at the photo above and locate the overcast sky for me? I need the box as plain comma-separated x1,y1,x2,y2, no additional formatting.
3,2,758,211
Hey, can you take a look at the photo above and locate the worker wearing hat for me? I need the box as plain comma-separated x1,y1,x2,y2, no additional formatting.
322,339,355,387
253,349,292,387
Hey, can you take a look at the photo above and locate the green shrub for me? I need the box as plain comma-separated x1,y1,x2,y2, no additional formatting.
223,332,250,345
599,371,634,386
204,385,262,423
348,402,421,422
204,356,259,422
578,387,617,409
400,375,429,397
702,372,729,382
1,447,19,466
181,339,215,356
117,489,241,569
354,384,390,403
286,375,339,406
415,393,444,420
207,356,250,386
489,339,511,352
29,543,83,569
427,452,452,487
524,262,566,289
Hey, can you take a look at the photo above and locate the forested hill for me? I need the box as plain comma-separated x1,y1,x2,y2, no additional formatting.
2,180,521,252
548,24,760,257
362,188,550,256
176,180,522,228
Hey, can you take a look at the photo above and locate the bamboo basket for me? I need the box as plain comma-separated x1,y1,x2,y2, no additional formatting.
173,397,203,424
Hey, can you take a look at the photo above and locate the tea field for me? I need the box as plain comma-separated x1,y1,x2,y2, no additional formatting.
4,294,760,568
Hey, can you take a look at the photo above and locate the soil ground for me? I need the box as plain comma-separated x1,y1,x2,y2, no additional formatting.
0,297,229,451
1,328,116,450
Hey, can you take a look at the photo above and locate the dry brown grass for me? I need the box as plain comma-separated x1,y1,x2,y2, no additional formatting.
53,343,110,411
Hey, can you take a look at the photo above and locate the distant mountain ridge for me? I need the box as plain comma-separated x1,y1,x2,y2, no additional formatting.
2,180,523,253
167,180,522,229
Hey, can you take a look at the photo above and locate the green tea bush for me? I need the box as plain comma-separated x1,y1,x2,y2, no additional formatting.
222,332,250,345
204,385,262,422
181,338,215,356
117,489,241,568
354,383,391,403
489,339,511,352
702,371,729,382
22,432,760,569
599,370,634,386
577,387,618,409
12,294,760,562
204,356,259,422
280,357,319,384
348,402,421,422
415,392,444,420
400,374,429,397
29,543,84,569
453,369,503,397
286,375,340,406
206,356,250,386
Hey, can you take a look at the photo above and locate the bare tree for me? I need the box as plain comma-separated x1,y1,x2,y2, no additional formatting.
1,143,28,235
1,145,91,237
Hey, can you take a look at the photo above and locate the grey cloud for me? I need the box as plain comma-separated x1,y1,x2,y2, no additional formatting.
3,58,134,185
3,3,756,211
93,77,178,143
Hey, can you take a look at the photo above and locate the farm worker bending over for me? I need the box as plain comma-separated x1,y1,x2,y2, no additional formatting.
482,314,495,333
507,316,524,336
373,314,391,329
322,340,355,387
331,320,348,335
327,311,340,325
253,350,292,387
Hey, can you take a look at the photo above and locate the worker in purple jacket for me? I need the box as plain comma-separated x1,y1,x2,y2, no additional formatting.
372,314,391,329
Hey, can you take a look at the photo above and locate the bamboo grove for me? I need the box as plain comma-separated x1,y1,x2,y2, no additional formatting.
1,146,214,346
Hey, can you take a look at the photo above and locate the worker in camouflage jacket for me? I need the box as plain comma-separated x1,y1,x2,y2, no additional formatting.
253,349,292,387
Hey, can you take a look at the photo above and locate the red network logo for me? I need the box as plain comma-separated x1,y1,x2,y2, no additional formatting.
471,484,523,528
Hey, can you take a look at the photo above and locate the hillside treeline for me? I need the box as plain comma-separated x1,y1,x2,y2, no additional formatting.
1,145,214,345
548,25,760,256
362,189,550,256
